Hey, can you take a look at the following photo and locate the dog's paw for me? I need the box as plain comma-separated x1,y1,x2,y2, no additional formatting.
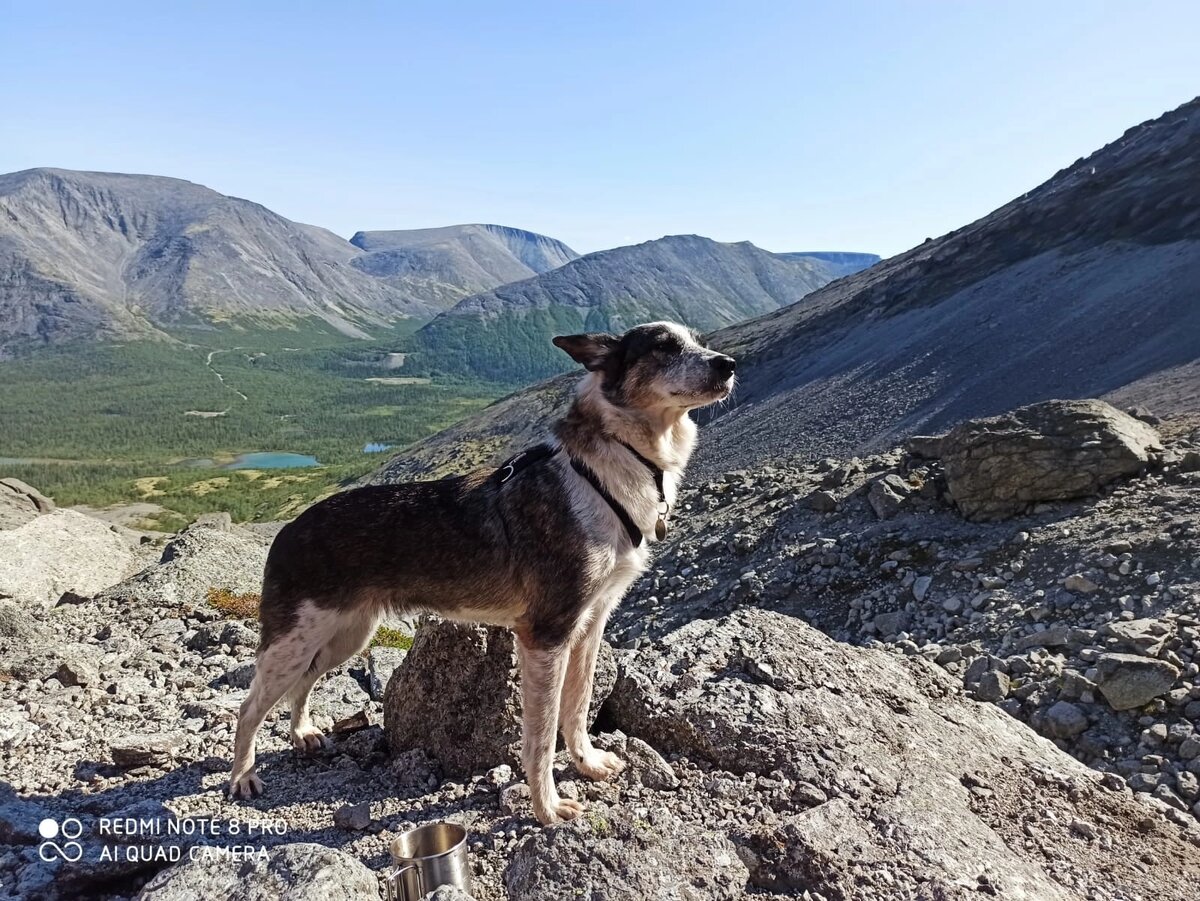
290,726,327,754
576,749,626,782
535,796,585,825
227,772,264,800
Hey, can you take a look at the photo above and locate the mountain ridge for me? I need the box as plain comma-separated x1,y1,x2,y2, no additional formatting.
0,168,441,347
348,223,578,309
410,233,865,382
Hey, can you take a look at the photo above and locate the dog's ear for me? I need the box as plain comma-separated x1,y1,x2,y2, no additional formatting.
552,333,618,371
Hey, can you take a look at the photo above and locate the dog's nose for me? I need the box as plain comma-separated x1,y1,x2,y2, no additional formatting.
710,355,736,378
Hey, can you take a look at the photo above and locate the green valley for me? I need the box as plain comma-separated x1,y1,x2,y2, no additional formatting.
0,318,504,527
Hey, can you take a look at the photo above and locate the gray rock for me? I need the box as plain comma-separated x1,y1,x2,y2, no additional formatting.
225,662,256,690
974,670,1011,702
873,610,911,637
805,490,839,513
103,522,269,609
1014,624,1072,651
867,474,916,519
504,806,746,900
0,477,54,530
0,598,47,642
0,510,143,607
1045,701,1089,738
384,618,615,777
1099,618,1172,657
941,400,1162,521
1064,574,1100,594
1094,653,1181,711
906,435,946,459
605,608,1199,897
912,575,933,603
383,620,518,773
55,657,99,687
332,801,371,831
595,733,680,790
367,646,408,701
421,888,477,901
137,842,379,900
109,731,185,768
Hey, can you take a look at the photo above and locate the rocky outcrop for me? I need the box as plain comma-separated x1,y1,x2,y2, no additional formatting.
99,518,269,608
504,807,747,900
0,509,143,607
383,619,616,776
940,400,1163,520
606,607,1200,899
137,843,379,900
0,478,54,530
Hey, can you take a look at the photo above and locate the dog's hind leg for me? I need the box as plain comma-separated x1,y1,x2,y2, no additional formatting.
228,602,341,799
287,610,380,753
559,611,625,782
515,632,581,825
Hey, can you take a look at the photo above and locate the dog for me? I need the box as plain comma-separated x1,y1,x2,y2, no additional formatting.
227,321,735,824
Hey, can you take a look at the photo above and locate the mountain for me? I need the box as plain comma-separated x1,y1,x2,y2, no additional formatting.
0,169,440,349
780,250,880,278
411,234,847,382
349,224,578,310
373,96,1200,482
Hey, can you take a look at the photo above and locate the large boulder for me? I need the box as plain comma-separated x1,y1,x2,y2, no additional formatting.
137,842,378,900
1093,652,1181,711
0,509,143,608
605,608,1200,899
384,619,616,777
100,520,269,608
0,478,54,530
940,399,1162,521
505,806,747,900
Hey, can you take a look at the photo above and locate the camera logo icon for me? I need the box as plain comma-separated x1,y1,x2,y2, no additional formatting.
38,818,84,862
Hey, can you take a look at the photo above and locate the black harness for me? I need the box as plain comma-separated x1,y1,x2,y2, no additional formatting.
493,441,669,548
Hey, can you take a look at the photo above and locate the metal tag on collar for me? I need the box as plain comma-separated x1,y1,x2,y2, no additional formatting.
655,501,670,541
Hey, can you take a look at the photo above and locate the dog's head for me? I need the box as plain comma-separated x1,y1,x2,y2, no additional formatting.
553,321,735,411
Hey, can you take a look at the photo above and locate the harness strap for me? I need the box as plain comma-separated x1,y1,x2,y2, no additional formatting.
570,458,644,548
493,441,658,548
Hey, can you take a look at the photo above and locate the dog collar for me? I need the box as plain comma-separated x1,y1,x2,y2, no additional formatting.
617,440,670,541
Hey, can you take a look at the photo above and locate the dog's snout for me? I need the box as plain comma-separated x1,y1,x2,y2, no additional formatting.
710,355,736,378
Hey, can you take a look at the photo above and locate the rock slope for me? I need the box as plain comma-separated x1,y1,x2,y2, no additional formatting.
349,225,578,310
694,95,1200,476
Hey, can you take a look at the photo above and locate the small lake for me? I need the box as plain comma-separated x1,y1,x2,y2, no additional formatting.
363,442,393,454
224,452,320,470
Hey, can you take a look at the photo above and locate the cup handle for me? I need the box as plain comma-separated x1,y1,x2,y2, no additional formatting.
384,863,422,901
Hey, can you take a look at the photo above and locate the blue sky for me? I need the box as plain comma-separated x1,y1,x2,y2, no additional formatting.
2,1,1196,258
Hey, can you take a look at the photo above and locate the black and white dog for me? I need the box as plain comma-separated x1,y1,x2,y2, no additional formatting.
228,322,735,824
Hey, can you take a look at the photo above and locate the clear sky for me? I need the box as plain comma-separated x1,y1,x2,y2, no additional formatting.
2,1,1196,258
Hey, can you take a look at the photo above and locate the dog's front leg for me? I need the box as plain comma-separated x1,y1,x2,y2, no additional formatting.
515,635,582,825
560,613,625,782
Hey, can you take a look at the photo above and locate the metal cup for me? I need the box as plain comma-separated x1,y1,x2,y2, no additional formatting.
384,821,472,901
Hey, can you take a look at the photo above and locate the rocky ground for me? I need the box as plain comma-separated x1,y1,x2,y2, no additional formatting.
2,400,1200,899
